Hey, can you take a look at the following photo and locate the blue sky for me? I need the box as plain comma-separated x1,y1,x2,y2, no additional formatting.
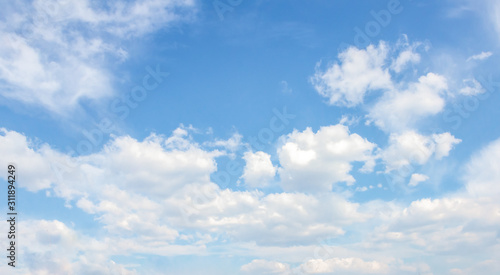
1,0,500,274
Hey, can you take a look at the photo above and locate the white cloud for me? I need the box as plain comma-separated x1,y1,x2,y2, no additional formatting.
239,253,437,275
241,259,290,274
2,126,499,274
433,132,462,159
0,32,113,114
408,173,429,187
311,42,392,107
367,196,500,255
382,131,461,172
464,137,500,199
459,78,485,95
204,132,243,153
352,138,500,273
0,127,369,252
18,219,138,275
339,115,361,126
277,125,377,192
241,151,277,188
69,129,223,200
0,128,54,191
310,38,454,133
367,73,448,132
0,127,223,248
466,51,493,61
390,36,422,73
298,257,389,274
25,0,196,38
390,48,420,73
164,187,365,245
0,0,196,114
310,39,459,134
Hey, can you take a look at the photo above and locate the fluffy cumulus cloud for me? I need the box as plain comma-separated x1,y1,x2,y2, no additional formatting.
80,128,222,199
277,124,377,192
381,131,461,172
241,151,277,188
310,42,392,107
367,73,448,132
1,125,496,275
0,126,219,266
311,39,453,133
0,126,222,199
0,127,366,266
0,0,196,114
1,2,498,274
1,125,498,274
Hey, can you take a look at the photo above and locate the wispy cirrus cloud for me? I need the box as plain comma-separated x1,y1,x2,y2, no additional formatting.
467,51,493,61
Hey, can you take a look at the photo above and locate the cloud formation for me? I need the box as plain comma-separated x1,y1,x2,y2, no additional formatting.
311,42,392,107
277,125,377,192
0,0,196,114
